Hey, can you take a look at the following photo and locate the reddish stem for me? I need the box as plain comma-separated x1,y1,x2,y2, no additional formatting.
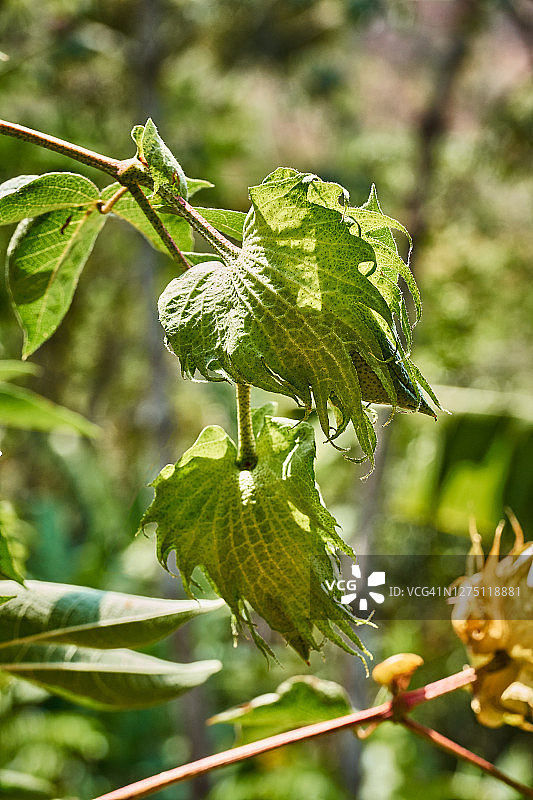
396,665,476,713
92,668,479,800
92,702,394,800
0,119,122,177
402,716,533,798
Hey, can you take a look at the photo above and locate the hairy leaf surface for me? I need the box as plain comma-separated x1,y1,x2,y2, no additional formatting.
0,580,223,649
142,406,368,661
132,118,188,199
159,169,438,465
209,675,352,744
7,207,106,357
0,644,221,710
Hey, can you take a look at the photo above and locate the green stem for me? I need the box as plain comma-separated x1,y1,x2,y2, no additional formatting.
235,383,257,471
0,119,237,266
126,184,191,270
97,185,129,214
162,192,241,261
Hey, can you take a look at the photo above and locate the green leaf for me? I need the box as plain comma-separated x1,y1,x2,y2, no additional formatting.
0,383,99,436
159,169,438,467
193,207,246,242
6,206,106,357
0,580,223,649
0,643,221,710
100,183,193,254
186,177,214,198
0,359,39,382
209,675,352,744
0,769,54,799
0,531,25,585
132,118,188,199
142,406,368,662
0,173,100,226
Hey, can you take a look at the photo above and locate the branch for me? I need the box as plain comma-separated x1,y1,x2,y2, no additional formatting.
165,193,241,261
0,119,123,178
92,668,477,800
402,717,533,798
126,184,191,270
92,701,393,800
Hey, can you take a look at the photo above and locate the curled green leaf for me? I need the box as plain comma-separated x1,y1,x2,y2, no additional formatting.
132,118,188,199
159,169,438,467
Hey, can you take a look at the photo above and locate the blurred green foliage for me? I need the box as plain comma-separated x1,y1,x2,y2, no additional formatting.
1,0,533,798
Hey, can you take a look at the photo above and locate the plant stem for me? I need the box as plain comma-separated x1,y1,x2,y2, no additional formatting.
0,119,122,177
92,701,394,800
166,193,241,261
393,665,476,714
402,717,533,798
235,383,257,470
0,119,237,266
98,185,129,214
90,668,479,800
126,184,191,269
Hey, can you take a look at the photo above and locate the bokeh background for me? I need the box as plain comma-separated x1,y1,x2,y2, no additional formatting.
1,1,533,798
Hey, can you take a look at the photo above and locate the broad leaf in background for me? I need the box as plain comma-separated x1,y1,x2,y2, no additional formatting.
209,675,352,745
0,532,24,585
0,173,99,226
159,169,438,467
0,643,221,710
0,580,223,648
132,118,188,199
142,405,368,662
0,768,54,799
7,207,106,357
0,382,99,436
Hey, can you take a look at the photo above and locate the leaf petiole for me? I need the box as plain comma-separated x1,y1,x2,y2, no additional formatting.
235,384,257,471
97,185,129,215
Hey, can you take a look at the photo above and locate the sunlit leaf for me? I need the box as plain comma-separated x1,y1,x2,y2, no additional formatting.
0,383,99,436
0,643,221,710
142,405,368,661
0,173,99,225
0,580,224,648
159,169,438,467
7,207,106,357
209,675,352,744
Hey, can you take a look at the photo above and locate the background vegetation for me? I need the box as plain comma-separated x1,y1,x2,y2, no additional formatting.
1,1,532,797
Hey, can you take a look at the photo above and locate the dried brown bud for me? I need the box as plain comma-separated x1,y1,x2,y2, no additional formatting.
452,514,533,730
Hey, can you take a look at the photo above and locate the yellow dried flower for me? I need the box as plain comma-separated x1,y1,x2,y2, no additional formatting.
452,513,533,730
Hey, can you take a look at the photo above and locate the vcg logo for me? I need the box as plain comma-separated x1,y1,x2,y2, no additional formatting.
325,564,386,612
